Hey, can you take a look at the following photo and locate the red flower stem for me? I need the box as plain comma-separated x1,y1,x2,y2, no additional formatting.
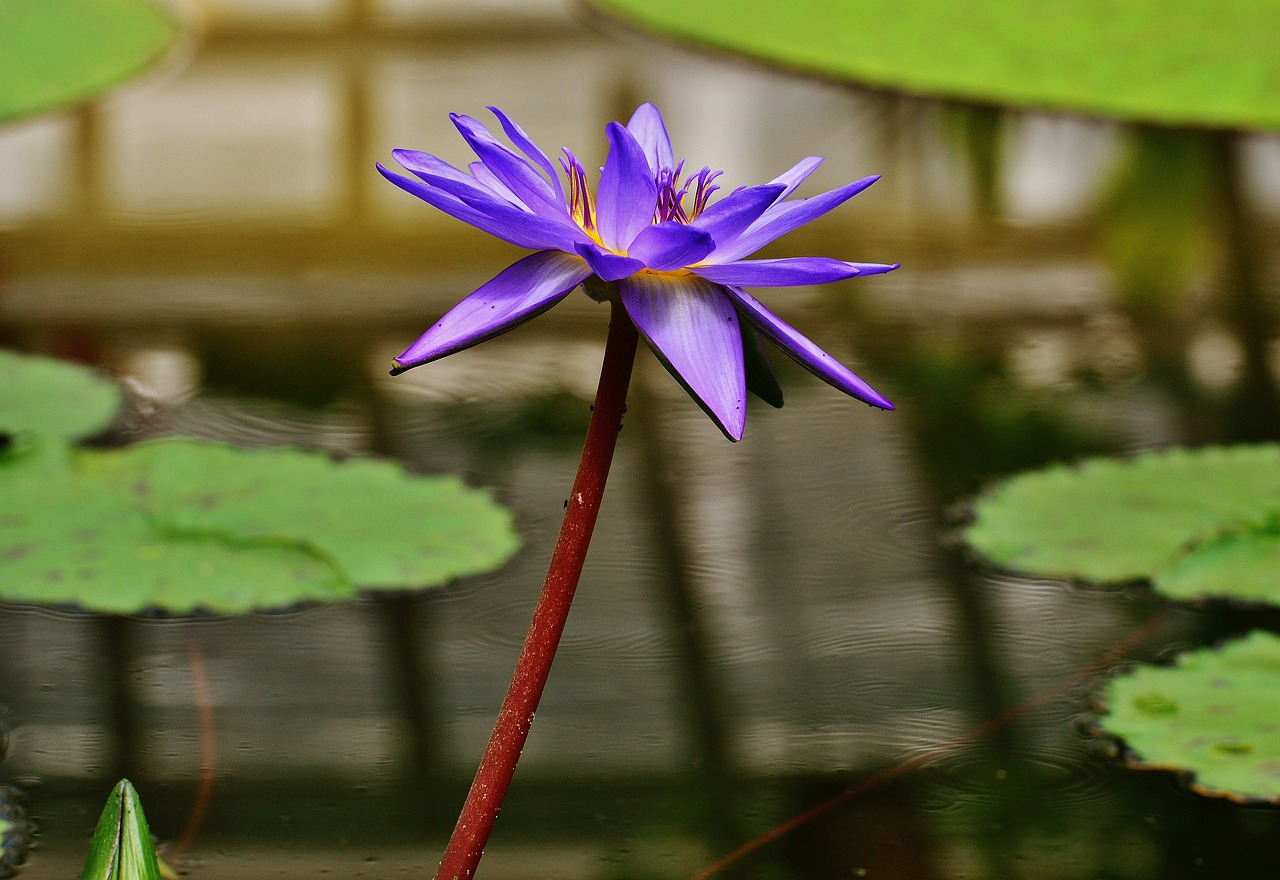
435,301,639,880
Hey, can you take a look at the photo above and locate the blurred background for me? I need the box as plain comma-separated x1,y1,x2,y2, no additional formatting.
1,0,1279,877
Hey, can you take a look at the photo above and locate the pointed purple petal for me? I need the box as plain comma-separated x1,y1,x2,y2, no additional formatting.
379,163,579,251
451,113,564,216
689,184,785,253
722,285,893,409
628,221,714,271
394,149,493,200
707,174,880,263
574,242,646,281
618,274,747,440
625,103,675,173
393,250,591,371
768,156,823,199
469,161,522,204
695,257,886,287
596,122,658,251
487,106,564,200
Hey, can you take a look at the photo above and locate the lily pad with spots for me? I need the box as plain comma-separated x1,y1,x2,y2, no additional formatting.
0,0,179,125
84,438,520,591
965,445,1280,584
589,0,1280,131
0,348,122,445
1099,631,1280,802
1154,517,1280,606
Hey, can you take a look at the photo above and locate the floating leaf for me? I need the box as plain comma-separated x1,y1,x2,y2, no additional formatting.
88,438,520,590
0,0,178,125
1100,632,1280,801
589,0,1280,130
1155,518,1280,605
0,438,519,613
965,445,1280,583
80,780,162,880
0,349,122,444
0,459,351,613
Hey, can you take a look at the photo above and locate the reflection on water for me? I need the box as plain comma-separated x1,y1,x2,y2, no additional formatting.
3,1,1280,878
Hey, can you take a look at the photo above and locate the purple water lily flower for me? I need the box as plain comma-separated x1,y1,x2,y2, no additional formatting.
378,103,897,440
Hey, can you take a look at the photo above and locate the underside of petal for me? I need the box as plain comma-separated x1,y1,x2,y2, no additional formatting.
618,273,747,440
689,184,785,254
742,322,784,408
693,257,869,287
393,251,592,371
378,163,578,251
487,105,564,200
451,113,565,216
723,285,893,410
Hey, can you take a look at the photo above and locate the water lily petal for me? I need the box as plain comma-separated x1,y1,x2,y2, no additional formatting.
574,242,647,281
742,321,783,408
694,257,880,287
618,274,747,440
628,222,715,271
768,156,823,199
378,164,581,251
392,251,592,372
689,184,785,251
707,174,880,262
596,122,659,251
487,105,564,200
625,103,675,173
723,285,893,409
469,161,523,205
451,113,565,216
393,149,490,197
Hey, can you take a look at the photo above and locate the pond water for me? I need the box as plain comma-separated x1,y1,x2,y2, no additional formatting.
3,1,1280,878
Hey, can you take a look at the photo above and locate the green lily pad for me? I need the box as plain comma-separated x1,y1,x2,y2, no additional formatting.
1100,631,1280,801
1154,517,1280,605
0,0,178,125
0,457,351,613
80,780,162,880
88,438,520,590
965,445,1280,584
0,349,122,444
589,0,1280,131
0,438,518,613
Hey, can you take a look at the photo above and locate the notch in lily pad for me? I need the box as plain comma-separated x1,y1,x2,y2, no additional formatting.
1099,631,1280,802
965,444,1280,586
80,780,163,880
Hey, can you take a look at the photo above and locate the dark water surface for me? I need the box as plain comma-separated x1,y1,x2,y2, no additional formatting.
3,2,1280,878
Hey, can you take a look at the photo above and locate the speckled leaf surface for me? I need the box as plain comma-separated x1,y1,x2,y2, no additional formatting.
1155,518,1280,605
589,0,1280,130
83,438,521,591
1100,632,1280,801
0,349,121,443
965,445,1280,584
0,0,178,125
0,458,350,613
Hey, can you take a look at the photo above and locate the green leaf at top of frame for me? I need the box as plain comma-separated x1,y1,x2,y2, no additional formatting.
0,0,178,126
80,780,162,880
1099,631,1280,802
80,438,521,593
588,0,1280,131
0,349,122,444
1154,516,1280,605
964,445,1280,584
